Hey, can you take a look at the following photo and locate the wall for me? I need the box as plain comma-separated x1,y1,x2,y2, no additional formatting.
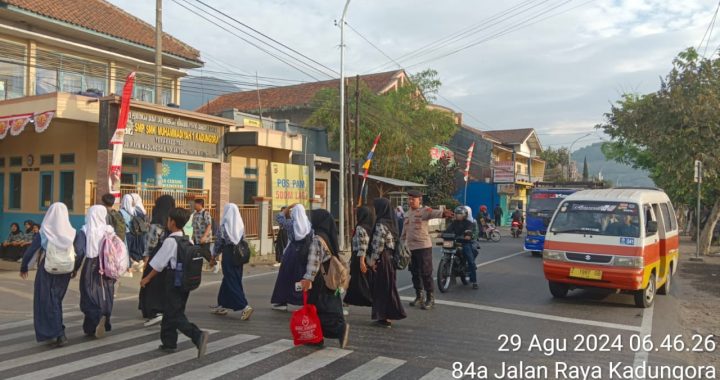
229,146,291,205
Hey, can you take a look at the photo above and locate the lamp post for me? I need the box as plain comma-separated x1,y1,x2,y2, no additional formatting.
338,0,351,251
567,133,593,180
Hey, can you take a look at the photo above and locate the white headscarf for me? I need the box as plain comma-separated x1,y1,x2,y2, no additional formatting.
131,193,146,216
291,204,311,241
221,203,245,245
82,205,114,259
121,194,135,216
464,206,476,223
40,203,76,250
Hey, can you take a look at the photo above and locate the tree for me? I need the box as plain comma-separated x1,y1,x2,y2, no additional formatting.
582,157,589,181
423,157,460,209
409,69,442,102
539,146,570,181
598,48,720,255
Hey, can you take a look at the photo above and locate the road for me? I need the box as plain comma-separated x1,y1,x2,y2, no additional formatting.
0,233,709,379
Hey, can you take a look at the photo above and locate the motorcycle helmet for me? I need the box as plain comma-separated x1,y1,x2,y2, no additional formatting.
480,205,488,212
454,206,468,220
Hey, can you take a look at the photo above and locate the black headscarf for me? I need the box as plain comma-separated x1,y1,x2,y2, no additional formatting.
355,206,374,235
151,195,176,226
9,223,20,235
310,209,339,256
24,220,34,233
373,198,399,240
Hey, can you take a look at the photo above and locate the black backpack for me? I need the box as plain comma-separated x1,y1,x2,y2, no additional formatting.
172,236,203,292
130,214,150,235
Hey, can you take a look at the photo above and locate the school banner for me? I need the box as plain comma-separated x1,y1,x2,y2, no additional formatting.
160,160,188,189
271,162,309,210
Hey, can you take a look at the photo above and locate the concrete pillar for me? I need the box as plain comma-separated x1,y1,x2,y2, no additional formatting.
95,149,112,202
254,196,272,256
26,41,36,96
211,162,230,224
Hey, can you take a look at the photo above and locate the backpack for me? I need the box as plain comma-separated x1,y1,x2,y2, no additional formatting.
393,239,412,270
44,242,76,275
172,236,204,292
99,231,129,280
107,209,126,241
230,239,251,266
130,214,150,235
318,238,350,292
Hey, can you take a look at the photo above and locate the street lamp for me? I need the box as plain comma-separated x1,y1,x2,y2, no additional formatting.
567,132,593,180
338,0,351,251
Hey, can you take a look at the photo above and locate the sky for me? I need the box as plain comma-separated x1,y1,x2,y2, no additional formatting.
108,0,718,150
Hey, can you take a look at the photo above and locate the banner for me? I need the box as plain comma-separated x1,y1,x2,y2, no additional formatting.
271,162,310,210
464,142,475,182
34,111,55,133
108,72,136,201
141,158,157,186
160,160,188,189
0,111,56,140
493,161,515,183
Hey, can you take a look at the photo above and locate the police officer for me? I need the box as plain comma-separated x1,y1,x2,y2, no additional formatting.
400,190,452,310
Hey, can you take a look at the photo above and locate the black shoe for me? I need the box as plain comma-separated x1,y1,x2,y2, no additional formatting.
472,283,479,289
422,293,435,310
54,335,67,347
409,289,425,307
374,320,392,328
339,324,350,348
197,330,210,358
158,345,177,353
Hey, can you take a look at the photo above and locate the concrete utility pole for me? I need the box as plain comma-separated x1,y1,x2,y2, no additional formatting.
155,0,163,105
567,132,593,180
338,0,351,251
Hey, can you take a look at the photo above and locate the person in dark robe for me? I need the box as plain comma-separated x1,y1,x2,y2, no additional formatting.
369,198,407,327
2,223,25,261
209,203,254,320
128,193,148,271
270,204,312,311
344,206,374,307
19,203,76,346
73,205,119,338
139,195,175,326
299,209,350,348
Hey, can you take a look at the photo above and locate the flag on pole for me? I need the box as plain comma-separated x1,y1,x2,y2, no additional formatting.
108,72,136,202
464,142,475,182
358,133,381,206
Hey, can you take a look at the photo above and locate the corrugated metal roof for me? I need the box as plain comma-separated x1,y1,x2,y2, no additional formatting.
362,173,427,188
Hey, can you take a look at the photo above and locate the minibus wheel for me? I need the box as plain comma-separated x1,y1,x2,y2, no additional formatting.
658,269,671,295
634,273,656,308
548,281,569,298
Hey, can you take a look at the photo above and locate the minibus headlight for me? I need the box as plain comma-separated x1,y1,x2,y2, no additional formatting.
543,250,566,261
614,256,644,268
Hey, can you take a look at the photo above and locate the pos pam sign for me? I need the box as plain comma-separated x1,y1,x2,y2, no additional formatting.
271,163,309,210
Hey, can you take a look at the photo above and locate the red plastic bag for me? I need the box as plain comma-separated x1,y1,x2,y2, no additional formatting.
290,291,323,345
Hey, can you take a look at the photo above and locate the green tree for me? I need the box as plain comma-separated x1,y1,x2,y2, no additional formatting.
598,48,720,255
424,157,460,209
539,146,570,180
409,69,442,102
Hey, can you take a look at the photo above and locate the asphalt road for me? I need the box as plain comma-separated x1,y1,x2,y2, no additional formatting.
0,233,710,379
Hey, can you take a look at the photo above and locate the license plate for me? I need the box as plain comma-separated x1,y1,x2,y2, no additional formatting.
569,267,603,280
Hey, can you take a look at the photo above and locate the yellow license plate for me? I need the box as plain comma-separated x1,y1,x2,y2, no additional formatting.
569,268,603,280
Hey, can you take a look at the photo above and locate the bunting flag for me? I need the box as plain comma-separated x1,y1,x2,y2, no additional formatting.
464,142,475,182
0,113,33,139
108,72,136,202
34,110,56,133
358,133,381,206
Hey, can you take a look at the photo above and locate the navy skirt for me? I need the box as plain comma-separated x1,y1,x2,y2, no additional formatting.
33,257,71,342
79,257,115,335
217,252,249,311
270,244,305,306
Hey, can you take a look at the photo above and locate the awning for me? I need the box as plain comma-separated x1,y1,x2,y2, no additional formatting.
360,173,427,188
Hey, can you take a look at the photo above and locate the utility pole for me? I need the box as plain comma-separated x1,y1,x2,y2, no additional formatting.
338,0,351,251
692,159,703,261
354,75,361,210
154,0,163,105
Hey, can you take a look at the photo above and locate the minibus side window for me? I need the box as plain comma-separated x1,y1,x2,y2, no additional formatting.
660,203,675,232
644,205,658,237
651,203,664,237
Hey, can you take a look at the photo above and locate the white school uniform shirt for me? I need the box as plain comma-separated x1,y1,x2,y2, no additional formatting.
149,231,188,272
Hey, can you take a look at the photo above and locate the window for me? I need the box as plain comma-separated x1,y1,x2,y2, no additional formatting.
0,40,26,99
9,156,21,167
59,171,74,210
244,168,258,176
667,203,678,232
40,172,53,210
122,156,139,167
59,154,75,164
40,155,54,165
550,201,640,238
660,203,676,232
0,157,5,167
118,71,173,103
187,177,203,190
121,173,137,185
36,67,58,95
35,50,108,95
9,172,21,209
243,181,257,204
187,162,204,171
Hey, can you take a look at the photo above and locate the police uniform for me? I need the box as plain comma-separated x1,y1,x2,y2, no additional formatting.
400,190,444,309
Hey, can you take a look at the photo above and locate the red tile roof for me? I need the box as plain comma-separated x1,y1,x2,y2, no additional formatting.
196,70,406,114
3,0,201,63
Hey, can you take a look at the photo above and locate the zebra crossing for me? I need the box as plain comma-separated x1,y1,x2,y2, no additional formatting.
0,317,454,380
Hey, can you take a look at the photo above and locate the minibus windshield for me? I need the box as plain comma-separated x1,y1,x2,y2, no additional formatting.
550,201,641,238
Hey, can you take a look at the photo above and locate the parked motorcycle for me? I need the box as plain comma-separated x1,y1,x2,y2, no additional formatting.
481,223,502,242
437,233,470,293
511,220,523,238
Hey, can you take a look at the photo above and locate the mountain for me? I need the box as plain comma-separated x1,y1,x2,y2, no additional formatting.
178,76,242,111
571,142,655,187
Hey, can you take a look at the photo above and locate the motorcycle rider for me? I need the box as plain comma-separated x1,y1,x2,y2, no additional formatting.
444,206,479,289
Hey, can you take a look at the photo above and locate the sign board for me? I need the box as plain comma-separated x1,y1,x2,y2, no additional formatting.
497,184,516,194
430,145,455,164
493,161,515,183
141,158,157,186
243,118,262,128
124,110,223,161
271,162,310,210
160,160,188,189
694,160,702,183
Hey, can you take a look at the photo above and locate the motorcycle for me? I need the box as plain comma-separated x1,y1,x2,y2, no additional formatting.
511,220,523,238
437,233,472,293
481,223,501,242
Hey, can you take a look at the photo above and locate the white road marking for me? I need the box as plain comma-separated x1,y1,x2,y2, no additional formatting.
399,296,641,332
419,367,454,380
398,251,526,292
0,320,82,343
632,306,654,380
253,347,352,380
0,311,82,331
172,339,294,380
336,356,406,380
87,334,259,380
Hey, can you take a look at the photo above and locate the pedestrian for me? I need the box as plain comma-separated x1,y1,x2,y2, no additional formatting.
493,204,503,226
2,223,25,261
273,206,291,266
209,203,254,319
402,190,452,310
140,207,210,357
344,206,374,307
101,193,126,242
73,205,118,338
271,204,312,310
139,195,175,327
127,193,148,271
369,198,407,327
191,198,213,257
119,194,137,277
299,209,350,349
19,202,76,346
22,220,36,244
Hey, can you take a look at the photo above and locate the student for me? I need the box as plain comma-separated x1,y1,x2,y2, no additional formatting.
73,205,118,338
2,223,25,261
21,220,36,247
139,195,175,326
19,203,76,346
129,193,148,270
191,199,213,253
140,208,209,357
119,194,137,277
344,206,374,307
209,203,253,319
270,204,312,310
101,193,126,242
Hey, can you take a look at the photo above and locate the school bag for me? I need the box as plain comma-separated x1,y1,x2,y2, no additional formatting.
290,291,323,346
318,238,350,292
107,209,126,241
393,239,412,270
172,236,204,292
44,242,76,275
228,239,251,266
130,214,150,235
99,231,129,280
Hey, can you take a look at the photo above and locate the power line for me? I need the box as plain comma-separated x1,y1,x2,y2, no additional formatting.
699,0,720,55
344,22,404,70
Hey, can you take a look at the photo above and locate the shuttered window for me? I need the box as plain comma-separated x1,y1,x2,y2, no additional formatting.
0,39,26,99
115,67,172,104
35,49,108,95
